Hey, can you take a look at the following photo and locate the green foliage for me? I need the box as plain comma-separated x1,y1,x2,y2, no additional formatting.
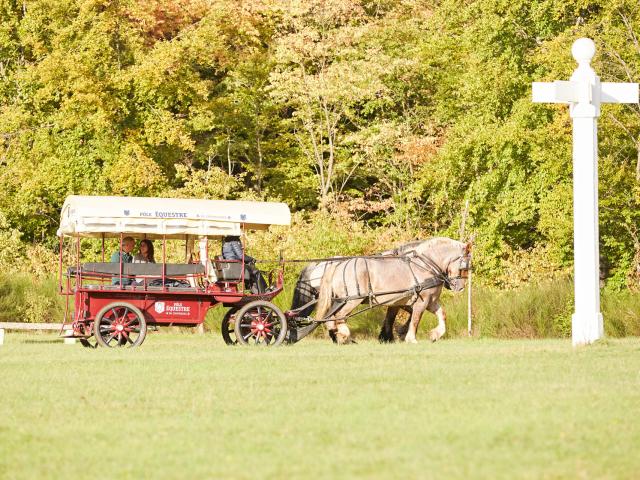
0,273,65,323
0,211,23,270
1,0,640,286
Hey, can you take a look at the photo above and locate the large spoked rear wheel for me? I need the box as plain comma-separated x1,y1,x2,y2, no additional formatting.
94,302,147,348
234,301,287,346
221,308,239,345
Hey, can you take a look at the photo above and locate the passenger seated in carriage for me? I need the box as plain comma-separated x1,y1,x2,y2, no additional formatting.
133,239,155,264
110,236,135,285
222,235,267,293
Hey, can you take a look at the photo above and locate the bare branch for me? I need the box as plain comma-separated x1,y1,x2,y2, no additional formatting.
619,10,640,56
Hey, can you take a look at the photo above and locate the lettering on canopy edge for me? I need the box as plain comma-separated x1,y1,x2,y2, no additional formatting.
195,213,233,220
136,211,188,218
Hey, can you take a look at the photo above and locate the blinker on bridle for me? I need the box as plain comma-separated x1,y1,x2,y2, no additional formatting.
446,254,472,287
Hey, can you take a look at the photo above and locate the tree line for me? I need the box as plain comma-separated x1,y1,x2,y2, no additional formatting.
1,0,639,287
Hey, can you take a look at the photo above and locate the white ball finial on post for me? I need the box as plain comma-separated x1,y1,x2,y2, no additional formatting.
571,38,596,66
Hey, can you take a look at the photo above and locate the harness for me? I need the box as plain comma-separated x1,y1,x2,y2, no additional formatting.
287,245,472,321
322,251,472,322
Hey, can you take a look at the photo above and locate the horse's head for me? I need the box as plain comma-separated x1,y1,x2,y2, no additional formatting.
444,241,472,292
409,237,472,292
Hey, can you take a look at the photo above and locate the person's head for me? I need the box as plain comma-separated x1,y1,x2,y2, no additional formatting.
139,239,155,262
224,235,241,243
122,237,135,253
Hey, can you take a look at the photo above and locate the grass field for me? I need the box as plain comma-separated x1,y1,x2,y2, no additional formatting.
1,334,639,479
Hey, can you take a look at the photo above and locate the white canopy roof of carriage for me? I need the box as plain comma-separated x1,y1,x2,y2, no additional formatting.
57,195,291,238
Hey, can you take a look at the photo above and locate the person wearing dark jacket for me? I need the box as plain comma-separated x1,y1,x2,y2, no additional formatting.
222,236,266,293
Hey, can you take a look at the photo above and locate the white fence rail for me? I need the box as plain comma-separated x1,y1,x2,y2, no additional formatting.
0,323,75,345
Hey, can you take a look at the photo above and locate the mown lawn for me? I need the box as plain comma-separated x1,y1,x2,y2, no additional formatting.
1,334,639,479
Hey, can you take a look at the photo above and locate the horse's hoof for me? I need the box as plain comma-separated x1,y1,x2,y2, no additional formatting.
404,337,418,344
328,329,338,343
429,332,439,342
378,334,394,343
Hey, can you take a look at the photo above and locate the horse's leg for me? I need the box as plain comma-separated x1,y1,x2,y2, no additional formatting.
378,307,400,343
332,299,362,345
404,304,427,344
428,302,447,342
325,319,337,343
395,306,413,341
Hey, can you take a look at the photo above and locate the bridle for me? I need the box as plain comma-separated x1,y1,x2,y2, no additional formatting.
417,252,472,290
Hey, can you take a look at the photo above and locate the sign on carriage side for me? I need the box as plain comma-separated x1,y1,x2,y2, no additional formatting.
532,38,639,346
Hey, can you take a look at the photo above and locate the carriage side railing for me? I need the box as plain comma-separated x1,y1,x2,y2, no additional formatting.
60,258,283,295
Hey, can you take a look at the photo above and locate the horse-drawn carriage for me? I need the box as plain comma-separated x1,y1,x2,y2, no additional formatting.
58,195,297,347
58,195,472,348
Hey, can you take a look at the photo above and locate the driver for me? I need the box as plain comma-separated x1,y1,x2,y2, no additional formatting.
222,235,266,293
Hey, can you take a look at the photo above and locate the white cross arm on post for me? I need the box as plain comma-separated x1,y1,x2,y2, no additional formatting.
533,81,639,105
600,82,639,104
532,81,583,103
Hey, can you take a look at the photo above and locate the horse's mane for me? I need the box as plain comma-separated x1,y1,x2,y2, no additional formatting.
395,237,464,254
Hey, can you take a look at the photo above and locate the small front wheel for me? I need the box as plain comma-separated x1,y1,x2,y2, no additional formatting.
234,301,287,346
94,302,147,348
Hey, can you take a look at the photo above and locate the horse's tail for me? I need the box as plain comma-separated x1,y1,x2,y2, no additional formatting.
314,261,339,322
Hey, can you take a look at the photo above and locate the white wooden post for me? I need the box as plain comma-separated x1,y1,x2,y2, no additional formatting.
0,328,4,345
532,38,639,346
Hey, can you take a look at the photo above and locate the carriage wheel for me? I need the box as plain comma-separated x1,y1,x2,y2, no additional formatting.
94,302,147,349
234,301,287,346
221,308,239,345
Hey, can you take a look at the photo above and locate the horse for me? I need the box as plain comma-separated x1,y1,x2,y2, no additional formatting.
289,241,426,318
314,237,472,344
290,240,454,342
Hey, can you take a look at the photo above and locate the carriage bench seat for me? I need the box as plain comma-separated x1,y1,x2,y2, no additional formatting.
214,258,243,282
69,262,206,277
